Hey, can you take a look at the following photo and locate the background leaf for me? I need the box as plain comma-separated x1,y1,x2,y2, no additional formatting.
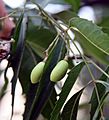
27,23,56,58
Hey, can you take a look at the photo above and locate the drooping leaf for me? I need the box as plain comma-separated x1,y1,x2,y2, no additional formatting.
27,25,56,58
0,64,9,99
96,80,109,91
90,66,109,120
19,45,42,93
41,88,58,119
61,88,84,120
23,83,39,120
26,38,65,120
70,17,109,65
20,44,42,119
12,13,24,52
93,91,109,120
10,17,27,119
50,62,85,120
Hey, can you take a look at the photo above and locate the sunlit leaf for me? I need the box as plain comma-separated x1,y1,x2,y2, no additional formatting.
71,17,109,65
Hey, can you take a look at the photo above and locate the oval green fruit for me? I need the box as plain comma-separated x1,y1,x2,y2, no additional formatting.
30,61,45,84
50,60,68,82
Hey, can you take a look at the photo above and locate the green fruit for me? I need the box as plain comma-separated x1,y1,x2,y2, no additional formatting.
30,62,45,84
50,60,68,82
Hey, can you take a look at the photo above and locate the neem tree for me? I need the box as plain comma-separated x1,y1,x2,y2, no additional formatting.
0,0,109,120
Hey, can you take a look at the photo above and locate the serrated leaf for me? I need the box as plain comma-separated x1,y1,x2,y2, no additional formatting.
50,62,85,120
71,17,109,65
90,66,109,120
61,88,84,120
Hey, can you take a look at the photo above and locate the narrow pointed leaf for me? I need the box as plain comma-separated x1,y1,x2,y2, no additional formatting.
41,88,58,119
10,17,27,118
90,66,109,120
12,13,24,52
50,62,85,120
71,17,109,64
96,80,109,91
62,88,84,120
93,91,109,120
27,38,65,120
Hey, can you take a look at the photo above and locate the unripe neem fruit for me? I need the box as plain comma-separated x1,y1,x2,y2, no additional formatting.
50,60,68,82
30,61,45,84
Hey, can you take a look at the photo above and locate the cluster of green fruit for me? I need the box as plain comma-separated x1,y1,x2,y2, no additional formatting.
30,59,69,84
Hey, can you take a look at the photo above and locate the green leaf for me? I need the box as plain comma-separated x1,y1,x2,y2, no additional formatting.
0,66,9,99
19,45,42,93
27,25,56,58
102,27,109,36
70,17,109,65
98,17,109,29
23,83,39,120
61,88,84,120
56,11,77,24
12,13,24,53
27,38,65,120
96,80,109,91
50,62,85,120
65,0,80,12
41,88,58,119
93,91,109,120
10,17,27,119
90,66,109,120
